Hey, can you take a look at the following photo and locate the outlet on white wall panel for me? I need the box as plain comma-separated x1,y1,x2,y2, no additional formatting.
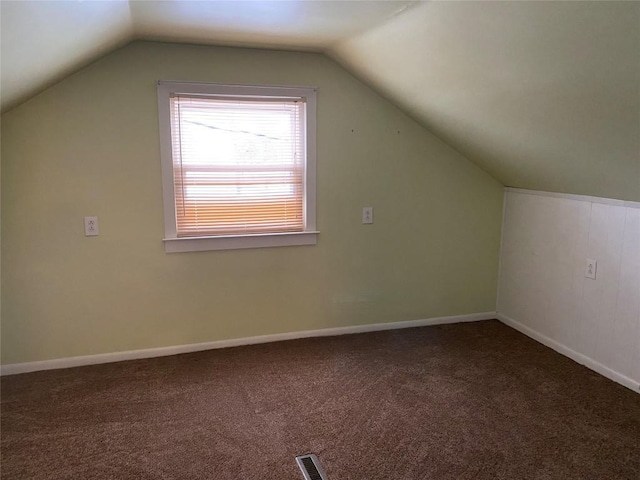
84,216,99,236
362,207,373,224
585,258,597,279
499,189,640,391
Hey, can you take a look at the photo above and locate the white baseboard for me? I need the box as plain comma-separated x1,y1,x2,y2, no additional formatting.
496,313,640,394
0,312,496,376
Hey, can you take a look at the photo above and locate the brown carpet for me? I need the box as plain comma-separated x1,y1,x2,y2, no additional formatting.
1,320,639,480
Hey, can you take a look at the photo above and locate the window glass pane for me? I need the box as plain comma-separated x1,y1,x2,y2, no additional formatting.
170,96,305,236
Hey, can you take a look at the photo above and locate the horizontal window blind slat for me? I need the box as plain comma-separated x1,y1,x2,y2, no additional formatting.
177,228,303,237
178,210,303,217
171,93,306,104
176,178,303,185
173,165,303,171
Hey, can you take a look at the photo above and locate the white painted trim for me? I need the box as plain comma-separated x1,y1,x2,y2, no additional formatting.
0,312,496,376
496,313,640,394
163,231,319,253
504,187,640,209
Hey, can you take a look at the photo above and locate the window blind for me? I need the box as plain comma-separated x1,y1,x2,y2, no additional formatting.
170,95,306,237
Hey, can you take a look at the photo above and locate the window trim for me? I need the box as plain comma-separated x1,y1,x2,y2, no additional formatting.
157,81,318,252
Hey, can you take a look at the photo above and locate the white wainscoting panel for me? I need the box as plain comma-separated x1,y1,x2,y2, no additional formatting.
498,189,640,392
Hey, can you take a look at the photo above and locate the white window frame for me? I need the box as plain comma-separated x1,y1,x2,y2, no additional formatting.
157,81,318,253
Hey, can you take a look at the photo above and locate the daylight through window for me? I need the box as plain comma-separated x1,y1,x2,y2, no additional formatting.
171,95,305,236
158,82,317,252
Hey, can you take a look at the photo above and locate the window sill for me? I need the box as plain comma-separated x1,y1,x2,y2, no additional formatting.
163,231,319,253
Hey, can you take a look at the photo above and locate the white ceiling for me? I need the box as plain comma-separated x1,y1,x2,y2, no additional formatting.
0,0,416,112
2,0,638,200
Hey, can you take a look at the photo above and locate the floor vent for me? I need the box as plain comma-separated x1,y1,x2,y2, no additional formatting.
295,454,328,480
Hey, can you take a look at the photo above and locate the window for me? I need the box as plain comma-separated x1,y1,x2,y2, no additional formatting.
157,81,318,252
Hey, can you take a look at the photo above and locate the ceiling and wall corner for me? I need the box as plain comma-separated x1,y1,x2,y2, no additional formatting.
128,0,418,51
0,0,418,113
1,0,638,201
0,0,135,112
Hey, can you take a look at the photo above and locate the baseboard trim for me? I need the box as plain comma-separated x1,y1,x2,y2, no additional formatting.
0,312,496,376
496,313,640,394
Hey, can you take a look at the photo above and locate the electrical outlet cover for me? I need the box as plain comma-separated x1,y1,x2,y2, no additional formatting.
84,216,99,236
362,207,373,224
585,258,597,279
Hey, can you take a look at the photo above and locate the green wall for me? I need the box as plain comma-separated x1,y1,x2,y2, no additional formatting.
1,42,503,365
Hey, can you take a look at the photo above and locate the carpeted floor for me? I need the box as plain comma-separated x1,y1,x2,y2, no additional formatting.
1,320,639,479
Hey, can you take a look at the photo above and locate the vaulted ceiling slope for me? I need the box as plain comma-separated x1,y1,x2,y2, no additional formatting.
330,1,640,202
0,0,416,112
2,1,639,201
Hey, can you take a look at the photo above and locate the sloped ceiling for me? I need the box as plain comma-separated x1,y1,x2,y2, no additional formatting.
1,0,134,112
330,1,640,201
2,1,639,201
0,0,416,112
